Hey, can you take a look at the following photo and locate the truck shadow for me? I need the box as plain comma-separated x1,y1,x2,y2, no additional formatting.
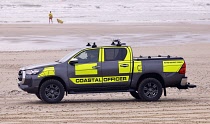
24,98,194,105
63,98,193,104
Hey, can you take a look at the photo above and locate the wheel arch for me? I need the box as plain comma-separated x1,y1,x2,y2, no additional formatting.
38,76,67,92
137,73,165,89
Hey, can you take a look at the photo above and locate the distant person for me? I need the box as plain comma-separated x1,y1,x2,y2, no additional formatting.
49,11,53,24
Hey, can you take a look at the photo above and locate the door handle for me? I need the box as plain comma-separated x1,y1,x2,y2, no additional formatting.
92,66,100,69
120,64,128,67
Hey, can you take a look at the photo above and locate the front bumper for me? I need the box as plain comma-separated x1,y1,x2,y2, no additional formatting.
177,77,196,89
18,70,40,93
18,83,38,93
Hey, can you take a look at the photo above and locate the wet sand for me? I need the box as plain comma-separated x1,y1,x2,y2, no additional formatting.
1,23,210,37
0,23,210,123
1,23,210,51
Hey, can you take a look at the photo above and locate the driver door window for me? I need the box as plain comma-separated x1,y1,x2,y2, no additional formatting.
75,49,99,63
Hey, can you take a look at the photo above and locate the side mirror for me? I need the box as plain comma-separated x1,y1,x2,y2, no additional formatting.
69,58,78,65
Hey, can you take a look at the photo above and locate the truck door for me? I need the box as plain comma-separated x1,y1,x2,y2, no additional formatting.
101,47,132,89
68,48,103,90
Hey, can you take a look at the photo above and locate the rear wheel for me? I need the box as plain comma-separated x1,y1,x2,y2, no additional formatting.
138,78,162,101
39,79,65,103
130,91,141,99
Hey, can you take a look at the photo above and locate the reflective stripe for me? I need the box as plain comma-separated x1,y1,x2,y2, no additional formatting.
163,60,184,72
38,67,55,78
75,63,98,75
99,48,104,62
103,76,129,83
133,61,142,73
70,76,129,84
124,47,132,61
70,77,102,84
118,61,131,73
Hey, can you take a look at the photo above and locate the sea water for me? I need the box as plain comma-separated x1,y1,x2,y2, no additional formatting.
0,0,210,24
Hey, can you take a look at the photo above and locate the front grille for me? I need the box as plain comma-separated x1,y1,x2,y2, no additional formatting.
18,70,22,81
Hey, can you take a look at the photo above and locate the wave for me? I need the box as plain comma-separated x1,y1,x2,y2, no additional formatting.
20,4,41,7
16,21,31,23
0,21,8,23
0,0,210,24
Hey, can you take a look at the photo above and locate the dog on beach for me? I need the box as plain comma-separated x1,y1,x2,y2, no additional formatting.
57,19,63,24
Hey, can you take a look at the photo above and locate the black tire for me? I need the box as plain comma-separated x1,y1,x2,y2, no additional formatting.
130,91,141,99
35,92,41,100
138,78,162,101
39,79,65,103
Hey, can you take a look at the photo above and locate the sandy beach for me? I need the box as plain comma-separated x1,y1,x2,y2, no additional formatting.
0,23,210,123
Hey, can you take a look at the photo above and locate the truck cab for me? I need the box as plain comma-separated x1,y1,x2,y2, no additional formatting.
18,40,196,103
68,45,133,91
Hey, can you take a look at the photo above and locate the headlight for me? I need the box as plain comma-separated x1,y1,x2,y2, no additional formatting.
25,69,40,75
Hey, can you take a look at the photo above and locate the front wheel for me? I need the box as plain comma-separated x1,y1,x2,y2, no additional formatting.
138,78,162,101
39,79,65,103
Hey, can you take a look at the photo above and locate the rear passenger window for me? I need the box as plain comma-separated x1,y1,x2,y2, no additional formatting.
104,48,127,61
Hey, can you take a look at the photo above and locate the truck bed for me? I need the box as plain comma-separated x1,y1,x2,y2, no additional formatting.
133,55,183,60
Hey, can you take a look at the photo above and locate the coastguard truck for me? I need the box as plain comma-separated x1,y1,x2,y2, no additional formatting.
18,40,196,103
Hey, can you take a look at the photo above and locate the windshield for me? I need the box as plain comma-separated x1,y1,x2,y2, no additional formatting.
59,49,81,63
